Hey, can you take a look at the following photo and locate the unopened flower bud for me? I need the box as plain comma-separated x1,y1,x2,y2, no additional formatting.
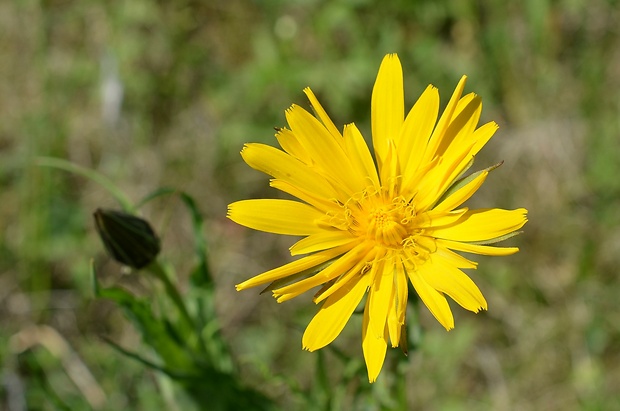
93,208,161,269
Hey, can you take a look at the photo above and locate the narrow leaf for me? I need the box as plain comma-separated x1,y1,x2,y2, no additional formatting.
36,156,133,211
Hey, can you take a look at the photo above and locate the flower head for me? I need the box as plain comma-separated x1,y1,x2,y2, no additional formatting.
228,54,527,382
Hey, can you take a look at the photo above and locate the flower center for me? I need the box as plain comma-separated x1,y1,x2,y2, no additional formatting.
368,206,408,247
338,187,419,250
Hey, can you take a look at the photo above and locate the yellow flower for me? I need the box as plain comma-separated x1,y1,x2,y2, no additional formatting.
228,54,527,382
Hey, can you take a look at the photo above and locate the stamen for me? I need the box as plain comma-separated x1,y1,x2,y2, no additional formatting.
326,185,431,265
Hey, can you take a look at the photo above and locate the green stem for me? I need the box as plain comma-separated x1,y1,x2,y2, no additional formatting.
147,262,195,332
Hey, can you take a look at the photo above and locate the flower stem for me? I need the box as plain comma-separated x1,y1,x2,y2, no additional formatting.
147,262,195,333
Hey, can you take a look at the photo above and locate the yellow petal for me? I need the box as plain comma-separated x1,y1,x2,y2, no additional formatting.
227,199,325,235
437,238,519,256
423,75,467,163
343,123,380,189
388,263,407,348
415,208,467,228
362,297,388,383
395,261,408,325
434,93,482,159
235,243,352,290
412,233,438,256
274,242,370,301
400,155,439,201
286,105,365,194
371,54,404,168
415,143,475,212
302,273,369,351
241,143,338,201
383,140,403,198
275,127,311,164
411,157,449,212
289,230,357,256
269,179,337,212
303,87,342,141
407,266,454,330
470,121,499,157
387,303,400,348
398,85,439,174
432,170,488,213
367,257,395,338
434,150,477,202
433,243,478,269
420,256,487,312
429,208,528,242
314,245,379,304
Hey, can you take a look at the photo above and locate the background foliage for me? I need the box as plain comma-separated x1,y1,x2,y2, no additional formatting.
2,0,620,409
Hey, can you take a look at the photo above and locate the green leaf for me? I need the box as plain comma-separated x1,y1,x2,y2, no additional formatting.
36,156,133,211
102,336,195,380
134,187,178,210
91,262,196,372
131,188,213,289
145,263,197,346
92,261,134,304
179,192,213,290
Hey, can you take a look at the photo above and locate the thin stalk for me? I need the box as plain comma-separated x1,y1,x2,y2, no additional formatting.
35,157,133,212
147,262,195,331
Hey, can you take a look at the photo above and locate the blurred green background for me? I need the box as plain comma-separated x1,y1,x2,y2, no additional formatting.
2,0,620,409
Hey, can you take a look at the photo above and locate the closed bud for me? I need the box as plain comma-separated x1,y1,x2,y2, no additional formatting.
93,208,161,269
